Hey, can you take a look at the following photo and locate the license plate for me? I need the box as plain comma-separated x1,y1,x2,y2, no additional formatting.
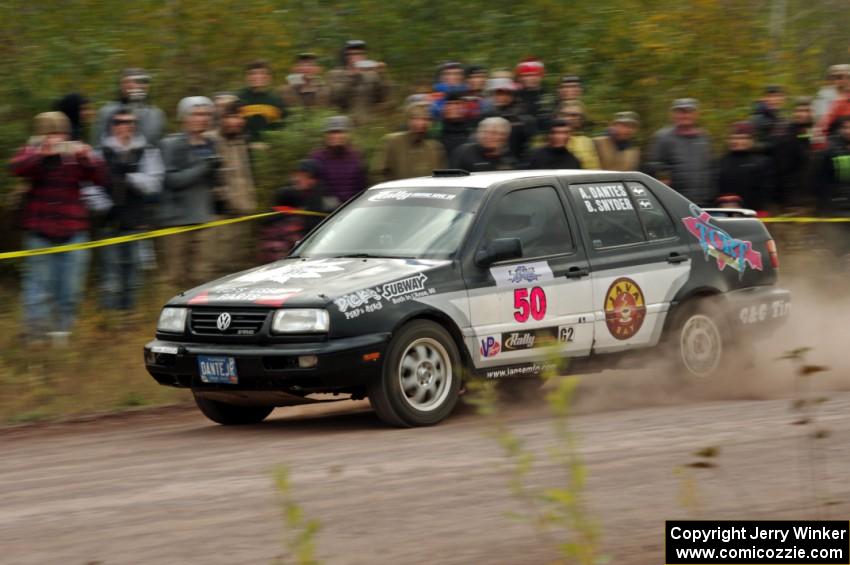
197,355,238,384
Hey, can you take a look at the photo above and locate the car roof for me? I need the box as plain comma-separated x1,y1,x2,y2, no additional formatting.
369,170,636,190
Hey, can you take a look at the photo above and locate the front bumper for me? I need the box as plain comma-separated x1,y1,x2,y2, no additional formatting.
723,286,791,336
144,333,391,391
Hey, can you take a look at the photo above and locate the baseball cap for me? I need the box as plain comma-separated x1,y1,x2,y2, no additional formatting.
613,111,640,125
487,77,517,93
671,98,698,111
323,115,352,132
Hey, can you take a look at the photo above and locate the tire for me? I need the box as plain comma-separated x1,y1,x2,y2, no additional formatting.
668,298,727,379
193,393,274,425
368,320,462,427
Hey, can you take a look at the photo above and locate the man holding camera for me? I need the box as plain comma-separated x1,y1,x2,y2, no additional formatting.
10,112,107,342
328,40,390,123
159,97,220,289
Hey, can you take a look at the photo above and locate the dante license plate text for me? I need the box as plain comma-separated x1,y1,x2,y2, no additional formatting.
198,355,238,384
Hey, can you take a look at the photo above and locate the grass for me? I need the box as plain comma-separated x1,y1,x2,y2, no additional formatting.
0,276,190,425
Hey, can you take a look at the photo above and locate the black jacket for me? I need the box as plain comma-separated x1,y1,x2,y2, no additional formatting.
524,145,582,170
439,119,472,159
714,150,773,211
450,142,517,172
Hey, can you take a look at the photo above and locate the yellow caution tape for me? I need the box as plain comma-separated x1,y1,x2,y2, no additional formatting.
761,217,850,223
1,208,846,260
0,208,329,260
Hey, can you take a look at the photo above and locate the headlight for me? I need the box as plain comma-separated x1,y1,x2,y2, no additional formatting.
271,309,330,333
157,307,188,333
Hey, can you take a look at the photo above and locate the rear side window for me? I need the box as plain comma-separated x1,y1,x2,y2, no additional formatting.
569,182,645,249
626,182,677,240
484,186,573,258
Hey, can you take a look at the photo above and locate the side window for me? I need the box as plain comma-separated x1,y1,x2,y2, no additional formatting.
626,182,678,241
569,182,645,249
484,186,573,258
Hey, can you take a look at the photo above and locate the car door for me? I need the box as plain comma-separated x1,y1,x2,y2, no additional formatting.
463,183,595,370
563,178,691,353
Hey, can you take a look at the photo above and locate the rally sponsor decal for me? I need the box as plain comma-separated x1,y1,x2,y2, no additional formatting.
230,259,351,285
479,335,501,358
484,362,558,380
369,190,457,202
604,277,647,340
334,288,382,313
501,327,559,352
575,183,634,214
739,299,790,325
490,261,554,288
682,205,763,278
333,273,434,319
381,273,428,300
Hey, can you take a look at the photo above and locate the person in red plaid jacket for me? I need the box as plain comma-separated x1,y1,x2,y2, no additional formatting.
9,111,107,343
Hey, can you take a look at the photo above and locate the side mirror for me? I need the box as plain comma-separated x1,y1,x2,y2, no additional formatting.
475,238,523,266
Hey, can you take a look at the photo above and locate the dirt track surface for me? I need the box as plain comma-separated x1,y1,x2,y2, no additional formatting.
3,374,850,565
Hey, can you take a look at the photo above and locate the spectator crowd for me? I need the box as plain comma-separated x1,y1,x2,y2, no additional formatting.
9,41,850,343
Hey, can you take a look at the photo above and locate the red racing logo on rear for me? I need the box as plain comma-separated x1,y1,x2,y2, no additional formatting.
604,277,646,340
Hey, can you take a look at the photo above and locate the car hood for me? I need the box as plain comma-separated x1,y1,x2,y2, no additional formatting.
170,257,452,308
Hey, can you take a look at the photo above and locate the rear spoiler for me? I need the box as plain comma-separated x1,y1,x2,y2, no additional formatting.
701,207,758,219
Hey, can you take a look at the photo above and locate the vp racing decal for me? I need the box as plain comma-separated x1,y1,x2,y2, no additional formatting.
604,277,647,340
682,205,763,278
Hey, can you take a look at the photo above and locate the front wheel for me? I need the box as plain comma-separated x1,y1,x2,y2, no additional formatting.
369,320,462,427
193,393,274,425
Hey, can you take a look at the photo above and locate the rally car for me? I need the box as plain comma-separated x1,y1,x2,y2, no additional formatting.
144,169,791,427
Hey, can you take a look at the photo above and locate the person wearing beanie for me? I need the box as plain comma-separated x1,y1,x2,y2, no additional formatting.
237,59,288,144
514,57,550,130
281,53,331,109
463,64,491,121
9,111,107,342
372,102,447,182
481,77,536,160
98,106,164,311
776,97,816,207
646,98,713,206
594,111,641,171
524,119,581,170
158,96,220,288
308,115,367,202
94,68,166,147
328,40,390,123
438,91,474,157
429,62,468,120
206,100,258,272
714,121,773,212
54,93,95,141
259,159,337,263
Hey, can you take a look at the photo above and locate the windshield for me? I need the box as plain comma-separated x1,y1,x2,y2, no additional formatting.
293,186,484,260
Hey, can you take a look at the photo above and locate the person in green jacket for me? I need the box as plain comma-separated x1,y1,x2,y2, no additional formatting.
238,59,287,143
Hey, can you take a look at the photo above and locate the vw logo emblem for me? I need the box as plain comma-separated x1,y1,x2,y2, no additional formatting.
216,312,232,331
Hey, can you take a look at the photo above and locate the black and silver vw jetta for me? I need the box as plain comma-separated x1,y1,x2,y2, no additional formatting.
145,170,790,427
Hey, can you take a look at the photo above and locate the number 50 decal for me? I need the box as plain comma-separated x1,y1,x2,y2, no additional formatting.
514,287,547,323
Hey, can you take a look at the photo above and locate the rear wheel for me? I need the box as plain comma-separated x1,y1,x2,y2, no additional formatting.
369,320,462,427
669,299,726,379
193,393,274,425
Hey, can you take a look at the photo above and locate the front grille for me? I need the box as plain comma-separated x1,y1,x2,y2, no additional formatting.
190,308,271,336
